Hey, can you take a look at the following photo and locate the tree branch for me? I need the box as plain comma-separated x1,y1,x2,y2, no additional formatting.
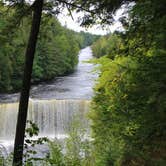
57,0,96,14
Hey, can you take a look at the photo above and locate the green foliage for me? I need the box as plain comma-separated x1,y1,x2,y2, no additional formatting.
0,2,100,93
32,15,79,82
91,55,166,165
91,0,166,165
0,121,49,166
78,31,100,49
24,120,49,165
47,141,65,166
0,148,4,166
64,118,92,166
48,117,94,166
92,33,124,59
0,151,13,166
0,3,98,93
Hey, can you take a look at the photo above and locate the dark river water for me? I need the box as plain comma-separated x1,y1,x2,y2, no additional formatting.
0,47,97,102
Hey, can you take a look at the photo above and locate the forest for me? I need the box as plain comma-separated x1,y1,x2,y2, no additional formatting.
91,0,166,165
0,0,166,166
0,3,99,93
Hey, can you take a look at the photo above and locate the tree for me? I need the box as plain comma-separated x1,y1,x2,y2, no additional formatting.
12,0,44,165
90,0,166,165
2,0,135,165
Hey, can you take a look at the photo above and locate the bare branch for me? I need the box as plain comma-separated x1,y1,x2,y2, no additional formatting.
57,0,96,14
66,4,74,21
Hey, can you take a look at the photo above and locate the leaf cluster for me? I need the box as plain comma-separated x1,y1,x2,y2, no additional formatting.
90,0,166,165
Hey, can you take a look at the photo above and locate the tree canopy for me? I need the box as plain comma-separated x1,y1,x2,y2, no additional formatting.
0,3,99,92
1,0,166,165
90,0,166,165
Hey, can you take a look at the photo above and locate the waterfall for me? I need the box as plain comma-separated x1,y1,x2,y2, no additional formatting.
0,47,94,155
0,99,90,141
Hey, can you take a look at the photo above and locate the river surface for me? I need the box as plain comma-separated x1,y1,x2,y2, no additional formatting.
0,47,97,103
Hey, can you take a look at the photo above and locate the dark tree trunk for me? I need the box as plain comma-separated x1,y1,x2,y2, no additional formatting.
12,0,43,165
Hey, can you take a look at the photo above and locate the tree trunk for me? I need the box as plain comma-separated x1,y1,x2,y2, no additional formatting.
12,0,43,165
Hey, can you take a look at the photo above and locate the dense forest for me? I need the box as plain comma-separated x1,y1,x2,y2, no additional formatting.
0,4,99,93
91,0,166,165
0,0,166,165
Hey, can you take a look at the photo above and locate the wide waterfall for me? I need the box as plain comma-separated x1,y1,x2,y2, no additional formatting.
0,99,90,141
0,47,95,155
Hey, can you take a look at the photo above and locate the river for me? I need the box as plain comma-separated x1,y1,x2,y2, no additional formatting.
0,47,96,102
0,47,97,153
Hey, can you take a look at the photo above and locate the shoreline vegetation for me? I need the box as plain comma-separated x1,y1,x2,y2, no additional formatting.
90,1,166,164
0,4,99,93
0,0,166,165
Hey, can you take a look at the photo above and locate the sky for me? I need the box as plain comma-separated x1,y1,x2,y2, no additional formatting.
5,0,125,35
58,8,125,35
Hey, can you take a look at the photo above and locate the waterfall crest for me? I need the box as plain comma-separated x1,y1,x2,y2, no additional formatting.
0,99,90,141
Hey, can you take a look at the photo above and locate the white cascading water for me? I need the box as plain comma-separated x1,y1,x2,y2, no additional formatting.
0,99,90,141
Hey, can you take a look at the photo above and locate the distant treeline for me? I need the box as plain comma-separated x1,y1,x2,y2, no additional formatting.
78,31,100,49
92,33,123,59
0,4,99,93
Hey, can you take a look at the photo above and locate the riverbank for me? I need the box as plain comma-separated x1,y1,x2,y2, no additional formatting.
0,47,97,103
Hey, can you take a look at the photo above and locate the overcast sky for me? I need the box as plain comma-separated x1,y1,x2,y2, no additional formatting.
58,8,125,35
